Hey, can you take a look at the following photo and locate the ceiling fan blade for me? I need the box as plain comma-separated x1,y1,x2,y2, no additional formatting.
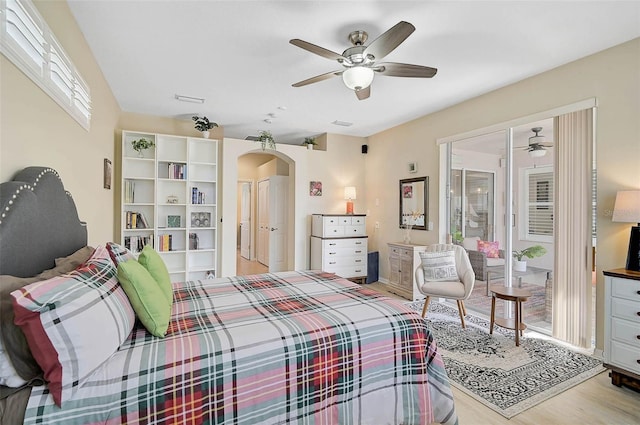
290,39,345,61
375,62,438,78
292,70,342,87
363,21,415,61
355,85,370,100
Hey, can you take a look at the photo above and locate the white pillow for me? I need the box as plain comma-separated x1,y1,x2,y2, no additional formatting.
0,339,27,388
420,250,458,281
462,237,480,251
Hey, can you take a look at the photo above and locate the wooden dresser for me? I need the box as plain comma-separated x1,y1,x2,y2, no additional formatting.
310,214,367,283
603,268,640,391
386,242,427,301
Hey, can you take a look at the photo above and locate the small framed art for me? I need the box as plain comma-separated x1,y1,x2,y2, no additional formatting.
103,158,112,189
408,162,417,174
167,215,181,228
310,181,322,196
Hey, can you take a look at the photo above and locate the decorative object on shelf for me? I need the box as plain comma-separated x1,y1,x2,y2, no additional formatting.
310,181,322,196
512,245,547,271
344,186,356,214
189,233,199,250
257,130,276,150
192,115,218,139
402,211,422,243
167,215,181,228
166,195,178,204
302,137,317,150
131,138,155,157
403,223,413,244
191,212,211,227
408,162,417,173
611,190,640,271
103,158,112,189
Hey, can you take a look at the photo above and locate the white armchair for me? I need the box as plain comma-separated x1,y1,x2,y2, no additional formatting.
415,244,475,328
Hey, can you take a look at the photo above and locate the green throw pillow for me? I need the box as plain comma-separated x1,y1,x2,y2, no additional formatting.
117,260,171,337
137,245,173,304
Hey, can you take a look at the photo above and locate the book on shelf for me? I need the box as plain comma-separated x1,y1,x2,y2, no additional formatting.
125,211,149,229
124,235,152,253
191,186,206,204
124,180,135,203
157,234,173,252
168,163,186,180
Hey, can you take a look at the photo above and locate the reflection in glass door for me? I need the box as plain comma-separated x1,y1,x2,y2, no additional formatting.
450,169,495,242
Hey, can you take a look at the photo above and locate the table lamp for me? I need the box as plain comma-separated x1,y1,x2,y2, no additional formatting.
612,190,640,271
344,186,356,214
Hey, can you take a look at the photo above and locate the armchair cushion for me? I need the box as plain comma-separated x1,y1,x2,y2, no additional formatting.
419,250,458,282
462,237,480,251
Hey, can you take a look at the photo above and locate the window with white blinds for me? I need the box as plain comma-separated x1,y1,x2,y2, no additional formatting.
522,166,554,242
1,0,91,130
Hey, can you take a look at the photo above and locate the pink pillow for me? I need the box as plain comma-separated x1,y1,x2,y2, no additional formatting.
477,240,500,258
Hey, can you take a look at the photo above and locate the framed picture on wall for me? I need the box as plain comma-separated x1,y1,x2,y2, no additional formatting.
103,158,112,189
310,181,322,196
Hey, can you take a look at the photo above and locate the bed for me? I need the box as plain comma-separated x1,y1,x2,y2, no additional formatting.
0,167,457,425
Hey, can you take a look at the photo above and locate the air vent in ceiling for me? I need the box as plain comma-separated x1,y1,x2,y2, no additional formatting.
245,136,260,141
332,120,353,127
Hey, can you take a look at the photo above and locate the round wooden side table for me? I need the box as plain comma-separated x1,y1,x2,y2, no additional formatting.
489,284,532,346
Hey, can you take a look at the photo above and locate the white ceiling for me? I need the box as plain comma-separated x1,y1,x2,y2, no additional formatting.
67,1,640,145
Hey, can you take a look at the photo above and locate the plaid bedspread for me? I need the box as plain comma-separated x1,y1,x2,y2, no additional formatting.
23,271,457,425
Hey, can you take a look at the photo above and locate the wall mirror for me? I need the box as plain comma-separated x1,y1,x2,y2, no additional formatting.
399,177,428,230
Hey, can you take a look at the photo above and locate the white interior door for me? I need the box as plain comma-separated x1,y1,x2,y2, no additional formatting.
268,175,288,272
257,179,269,266
240,182,251,260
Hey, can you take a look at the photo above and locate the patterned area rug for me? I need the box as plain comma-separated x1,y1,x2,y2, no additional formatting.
406,301,605,418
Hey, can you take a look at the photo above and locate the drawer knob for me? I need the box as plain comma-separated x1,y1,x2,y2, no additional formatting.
355,259,361,262
329,252,336,255
355,269,362,273
329,262,336,265
355,250,362,253
329,243,336,246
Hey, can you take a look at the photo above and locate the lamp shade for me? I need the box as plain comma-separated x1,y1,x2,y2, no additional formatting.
612,190,640,223
529,148,547,158
344,186,356,200
342,67,374,91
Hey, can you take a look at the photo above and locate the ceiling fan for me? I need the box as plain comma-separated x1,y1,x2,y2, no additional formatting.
521,127,553,157
289,21,437,100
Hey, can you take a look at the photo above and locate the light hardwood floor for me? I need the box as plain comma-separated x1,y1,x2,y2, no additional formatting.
366,282,640,425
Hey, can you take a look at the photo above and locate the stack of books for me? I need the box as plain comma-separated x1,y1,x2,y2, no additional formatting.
157,234,173,252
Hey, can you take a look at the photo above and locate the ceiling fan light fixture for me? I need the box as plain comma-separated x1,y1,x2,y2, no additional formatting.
342,66,374,91
529,148,547,158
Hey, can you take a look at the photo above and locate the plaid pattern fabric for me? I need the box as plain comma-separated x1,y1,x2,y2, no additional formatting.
106,241,136,267
22,271,457,425
12,245,135,406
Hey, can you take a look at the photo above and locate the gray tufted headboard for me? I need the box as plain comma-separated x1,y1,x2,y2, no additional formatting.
0,167,88,277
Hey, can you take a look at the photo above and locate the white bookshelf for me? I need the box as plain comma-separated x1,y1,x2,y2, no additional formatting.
121,131,219,282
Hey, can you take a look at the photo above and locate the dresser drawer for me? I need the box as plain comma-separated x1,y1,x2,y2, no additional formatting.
611,277,640,302
322,238,367,250
323,225,345,237
323,254,366,268
324,264,367,279
609,340,640,374
345,225,366,236
611,297,640,323
323,246,367,259
611,317,640,348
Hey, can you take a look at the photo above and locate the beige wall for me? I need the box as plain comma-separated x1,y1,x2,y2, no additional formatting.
0,0,120,246
220,134,366,276
366,38,640,349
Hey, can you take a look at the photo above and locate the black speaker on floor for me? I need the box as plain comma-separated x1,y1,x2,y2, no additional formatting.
361,144,368,154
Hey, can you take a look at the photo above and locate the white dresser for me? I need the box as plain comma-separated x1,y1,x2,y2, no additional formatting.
310,214,367,282
386,242,427,301
603,269,640,391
